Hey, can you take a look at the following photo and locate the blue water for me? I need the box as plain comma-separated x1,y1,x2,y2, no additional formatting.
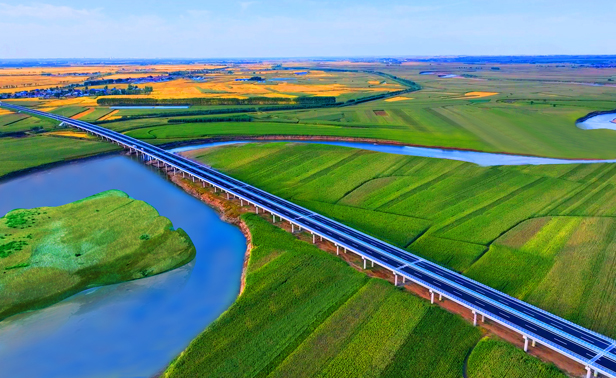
109,106,190,109
0,155,246,378
173,140,616,166
577,113,616,131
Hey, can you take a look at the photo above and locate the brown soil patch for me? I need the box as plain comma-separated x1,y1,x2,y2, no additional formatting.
373,110,388,116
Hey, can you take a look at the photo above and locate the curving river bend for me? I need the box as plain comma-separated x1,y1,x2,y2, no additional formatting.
3,125,616,378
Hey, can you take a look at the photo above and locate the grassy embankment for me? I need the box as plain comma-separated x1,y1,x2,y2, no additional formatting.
0,109,119,179
192,142,616,339
0,190,195,321
163,213,565,378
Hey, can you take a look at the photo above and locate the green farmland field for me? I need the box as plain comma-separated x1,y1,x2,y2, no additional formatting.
191,142,616,338
467,337,566,378
164,214,562,378
0,135,118,178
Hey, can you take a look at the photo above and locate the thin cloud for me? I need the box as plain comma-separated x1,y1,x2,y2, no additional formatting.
0,3,101,20
239,1,259,11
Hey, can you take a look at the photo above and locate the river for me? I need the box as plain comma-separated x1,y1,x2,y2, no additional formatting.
4,133,616,378
0,155,246,378
173,140,616,166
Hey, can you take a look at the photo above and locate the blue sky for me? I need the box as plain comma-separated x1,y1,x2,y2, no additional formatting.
1,0,614,59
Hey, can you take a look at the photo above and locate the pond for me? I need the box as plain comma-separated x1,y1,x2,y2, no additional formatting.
577,112,616,131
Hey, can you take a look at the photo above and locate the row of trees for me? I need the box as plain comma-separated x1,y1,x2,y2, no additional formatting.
97,96,336,106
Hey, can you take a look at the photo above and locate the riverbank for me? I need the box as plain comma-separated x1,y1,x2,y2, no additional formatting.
165,166,582,377
167,173,253,295
160,134,612,162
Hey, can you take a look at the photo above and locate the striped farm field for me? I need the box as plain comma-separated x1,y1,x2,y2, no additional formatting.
190,142,616,338
163,214,563,378
467,337,566,378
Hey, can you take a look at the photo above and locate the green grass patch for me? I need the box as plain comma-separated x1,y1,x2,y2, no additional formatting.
0,135,118,178
0,190,195,321
467,337,567,378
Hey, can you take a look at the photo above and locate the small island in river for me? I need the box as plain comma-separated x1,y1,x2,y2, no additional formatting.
0,189,196,321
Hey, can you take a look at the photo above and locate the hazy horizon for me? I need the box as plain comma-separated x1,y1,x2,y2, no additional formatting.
1,0,615,59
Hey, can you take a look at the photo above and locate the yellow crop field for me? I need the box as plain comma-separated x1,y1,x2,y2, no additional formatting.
385,96,414,102
98,110,119,121
46,130,94,139
0,75,86,93
71,108,96,119
45,97,99,107
463,91,499,98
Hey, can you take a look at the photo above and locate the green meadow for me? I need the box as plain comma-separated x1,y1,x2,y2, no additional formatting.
0,134,118,178
191,142,616,338
0,190,195,321
163,213,564,378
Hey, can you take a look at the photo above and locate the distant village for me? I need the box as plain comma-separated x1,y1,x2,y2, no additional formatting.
0,74,174,100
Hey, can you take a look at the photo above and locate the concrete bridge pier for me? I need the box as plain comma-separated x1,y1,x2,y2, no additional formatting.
430,290,435,304
473,311,477,326
336,244,339,255
523,336,529,352
312,233,316,244
394,274,398,286
363,257,366,269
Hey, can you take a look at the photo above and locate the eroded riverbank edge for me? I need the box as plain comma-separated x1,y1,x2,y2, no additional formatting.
162,155,585,378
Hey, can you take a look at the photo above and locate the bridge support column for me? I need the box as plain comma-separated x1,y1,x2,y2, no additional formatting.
202,181,205,187
292,224,295,233
402,276,406,283
312,233,316,244
363,257,366,269
439,293,443,301
481,314,485,323
473,311,477,326
182,172,185,178
336,244,339,255
531,339,536,347
255,206,259,214
394,274,398,286
371,260,374,268
226,192,230,200
430,290,434,304
272,214,276,223
192,176,195,182
523,336,529,352
586,367,592,378
240,199,244,206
